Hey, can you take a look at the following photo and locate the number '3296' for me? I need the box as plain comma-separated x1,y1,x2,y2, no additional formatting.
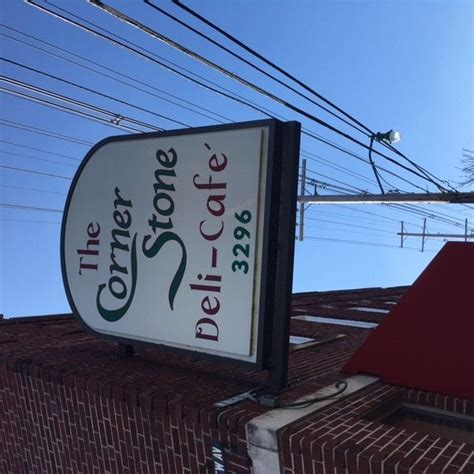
231,210,252,274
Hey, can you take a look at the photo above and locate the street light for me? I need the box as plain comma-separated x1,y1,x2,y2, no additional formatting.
368,129,401,194
374,129,401,144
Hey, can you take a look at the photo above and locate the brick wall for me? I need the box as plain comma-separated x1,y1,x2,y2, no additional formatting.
1,361,254,473
280,383,474,473
0,316,267,473
0,304,371,474
291,287,407,324
3,287,472,473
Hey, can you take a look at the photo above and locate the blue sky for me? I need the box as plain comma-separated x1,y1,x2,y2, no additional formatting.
1,0,472,317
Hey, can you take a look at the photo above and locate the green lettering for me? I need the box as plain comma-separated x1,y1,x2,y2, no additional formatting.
96,234,138,322
142,231,187,311
153,168,176,193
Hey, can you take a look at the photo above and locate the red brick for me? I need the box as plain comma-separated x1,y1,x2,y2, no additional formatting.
3,289,470,474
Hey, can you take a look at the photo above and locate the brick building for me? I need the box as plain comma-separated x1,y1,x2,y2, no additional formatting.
2,277,473,473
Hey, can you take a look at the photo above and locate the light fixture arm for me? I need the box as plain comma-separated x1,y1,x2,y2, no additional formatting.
368,135,385,195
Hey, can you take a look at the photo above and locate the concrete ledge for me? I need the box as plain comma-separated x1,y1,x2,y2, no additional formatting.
246,375,379,473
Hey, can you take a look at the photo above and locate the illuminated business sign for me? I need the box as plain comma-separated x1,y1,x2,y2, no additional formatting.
61,120,300,369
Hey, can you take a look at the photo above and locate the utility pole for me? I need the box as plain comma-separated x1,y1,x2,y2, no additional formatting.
421,218,427,253
298,159,306,241
296,178,474,241
295,126,474,240
400,221,405,248
397,218,472,252
298,191,474,205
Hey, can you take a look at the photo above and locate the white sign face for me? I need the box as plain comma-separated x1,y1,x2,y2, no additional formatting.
62,124,273,363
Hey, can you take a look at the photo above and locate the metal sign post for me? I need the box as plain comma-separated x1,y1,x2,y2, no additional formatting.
266,121,301,393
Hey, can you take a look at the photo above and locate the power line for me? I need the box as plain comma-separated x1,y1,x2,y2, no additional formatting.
302,128,426,191
4,115,423,234
300,176,358,195
1,85,146,134
0,184,67,195
306,204,459,235
22,2,274,119
1,76,156,132
300,223,401,240
301,128,429,193
305,207,470,235
7,6,466,233
298,222,396,240
93,0,322,121
29,0,450,191
410,203,473,224
305,168,370,194
14,6,444,194
171,0,454,192
376,168,406,193
308,208,401,226
305,216,394,235
0,139,80,161
0,119,94,145
305,235,434,252
397,204,474,230
345,204,422,225
306,208,409,230
2,128,458,239
0,218,60,225
389,203,473,230
305,177,361,195
1,58,190,128
302,168,372,196
0,202,63,213
143,0,369,137
170,0,375,137
302,128,429,193
37,1,238,122
0,164,72,180
2,164,444,243
300,150,377,188
90,0,447,190
0,150,78,167
2,143,456,237
302,185,473,233
343,204,472,233
302,198,468,239
0,26,227,123
381,141,457,193
54,0,358,132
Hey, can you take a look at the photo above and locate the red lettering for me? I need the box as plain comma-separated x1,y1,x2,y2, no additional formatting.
199,220,224,241
78,222,101,275
195,318,219,341
208,153,227,172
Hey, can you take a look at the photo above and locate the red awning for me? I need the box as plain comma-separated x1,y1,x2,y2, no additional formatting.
343,242,474,400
